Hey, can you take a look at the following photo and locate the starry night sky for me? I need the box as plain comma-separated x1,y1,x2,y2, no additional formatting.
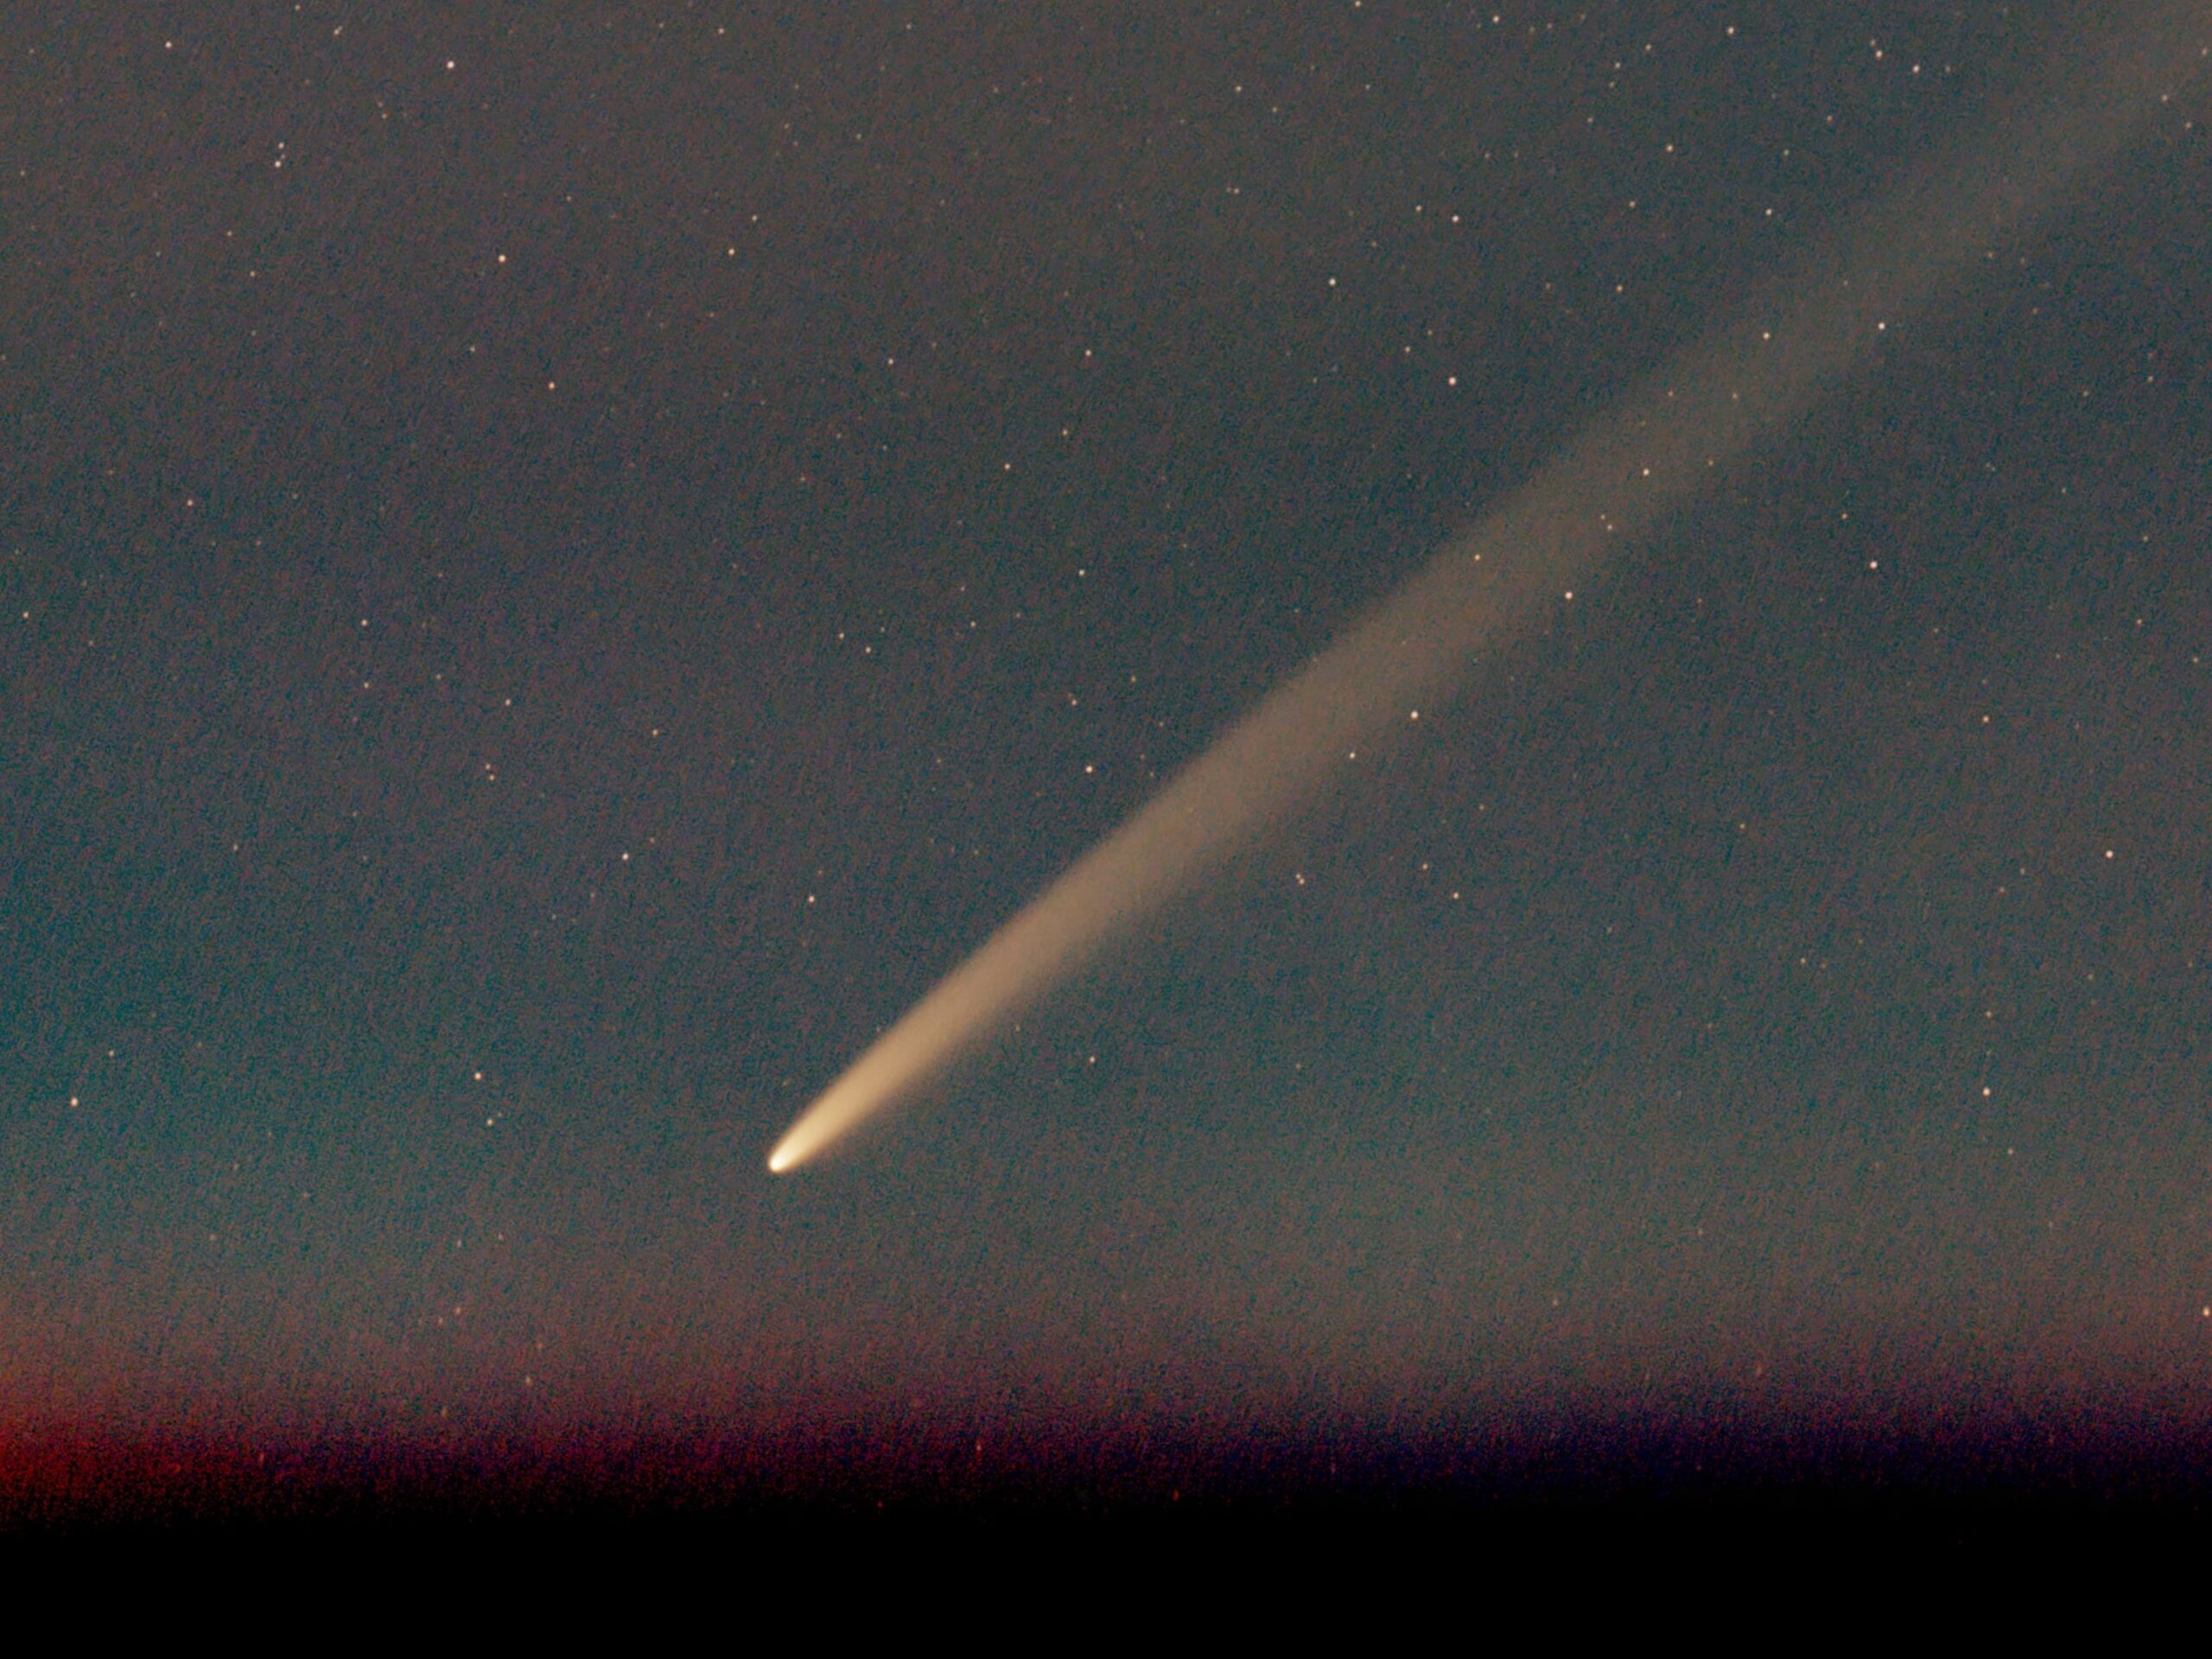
5,3,2211,1479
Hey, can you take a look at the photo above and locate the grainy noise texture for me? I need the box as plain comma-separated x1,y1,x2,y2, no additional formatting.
770,1,2207,1171
3,2,2212,1537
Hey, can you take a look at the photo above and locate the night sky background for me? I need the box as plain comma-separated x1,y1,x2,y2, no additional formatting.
5,3,2212,1519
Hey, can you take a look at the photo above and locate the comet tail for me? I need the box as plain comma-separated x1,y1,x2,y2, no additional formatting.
766,5,2207,1173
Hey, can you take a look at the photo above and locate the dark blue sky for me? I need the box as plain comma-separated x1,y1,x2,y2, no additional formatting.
3,3,2209,1469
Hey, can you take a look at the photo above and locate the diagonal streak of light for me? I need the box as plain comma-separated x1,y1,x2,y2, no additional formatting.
769,4,2210,1173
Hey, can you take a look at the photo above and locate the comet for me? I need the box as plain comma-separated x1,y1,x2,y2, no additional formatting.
766,5,2207,1174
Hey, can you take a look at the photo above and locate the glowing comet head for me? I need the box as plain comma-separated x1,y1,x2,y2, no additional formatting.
764,1013,995,1173
765,1106,840,1185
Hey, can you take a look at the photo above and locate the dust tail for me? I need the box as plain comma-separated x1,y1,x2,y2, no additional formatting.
767,4,2209,1174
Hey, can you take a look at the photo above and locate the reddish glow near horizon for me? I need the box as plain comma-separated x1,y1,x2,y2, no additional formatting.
767,5,2205,1174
